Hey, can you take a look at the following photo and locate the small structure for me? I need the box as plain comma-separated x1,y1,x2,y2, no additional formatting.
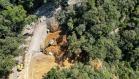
17,64,24,71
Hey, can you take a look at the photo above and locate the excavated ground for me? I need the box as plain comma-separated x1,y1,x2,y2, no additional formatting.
29,30,73,79
29,53,56,79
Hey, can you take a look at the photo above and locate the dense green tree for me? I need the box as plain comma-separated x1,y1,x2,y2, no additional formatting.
0,0,37,77
1,5,26,33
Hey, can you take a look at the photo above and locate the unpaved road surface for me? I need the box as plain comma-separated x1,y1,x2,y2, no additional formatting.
9,19,47,79
24,21,47,79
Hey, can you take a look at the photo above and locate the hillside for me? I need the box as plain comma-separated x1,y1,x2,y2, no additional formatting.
1,0,139,79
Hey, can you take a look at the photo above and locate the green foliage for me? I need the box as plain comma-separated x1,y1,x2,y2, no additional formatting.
46,0,69,7
45,62,139,79
25,15,37,24
44,63,114,79
0,0,12,9
91,37,122,62
58,0,138,62
116,62,139,79
9,0,47,13
1,5,27,33
122,30,137,41
0,0,37,77
43,68,58,79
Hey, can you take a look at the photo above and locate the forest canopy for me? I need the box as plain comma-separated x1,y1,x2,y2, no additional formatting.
0,0,42,77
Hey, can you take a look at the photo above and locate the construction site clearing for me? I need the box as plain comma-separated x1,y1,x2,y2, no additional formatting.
29,30,73,79
44,30,73,67
16,22,104,79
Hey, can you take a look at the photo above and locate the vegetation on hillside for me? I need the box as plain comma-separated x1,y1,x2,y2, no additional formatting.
0,0,42,77
44,0,139,79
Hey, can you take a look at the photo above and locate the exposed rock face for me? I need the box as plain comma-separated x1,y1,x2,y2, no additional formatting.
47,17,59,32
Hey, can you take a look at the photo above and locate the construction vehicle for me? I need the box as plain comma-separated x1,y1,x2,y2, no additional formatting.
17,63,24,71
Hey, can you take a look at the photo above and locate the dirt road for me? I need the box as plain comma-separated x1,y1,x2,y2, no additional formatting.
9,18,47,79
24,21,47,79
